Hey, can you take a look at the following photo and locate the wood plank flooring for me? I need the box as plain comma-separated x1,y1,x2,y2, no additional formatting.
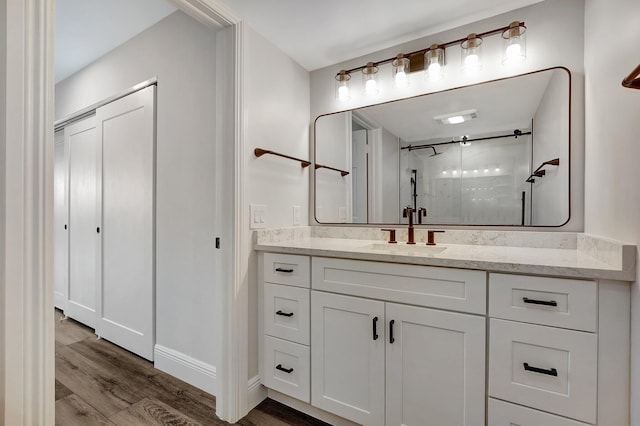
55,310,329,426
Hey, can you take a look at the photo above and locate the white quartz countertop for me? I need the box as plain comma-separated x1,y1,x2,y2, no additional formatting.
255,236,636,281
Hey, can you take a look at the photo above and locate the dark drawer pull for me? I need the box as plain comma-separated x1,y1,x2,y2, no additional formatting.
276,310,294,317
523,362,558,376
275,267,294,273
389,320,395,344
276,364,293,374
523,297,557,307
372,316,379,340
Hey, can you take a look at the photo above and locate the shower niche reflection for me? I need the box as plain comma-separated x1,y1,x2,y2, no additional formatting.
314,67,570,227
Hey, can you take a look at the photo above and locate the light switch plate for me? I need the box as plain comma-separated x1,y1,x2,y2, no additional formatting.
292,206,301,225
250,204,267,229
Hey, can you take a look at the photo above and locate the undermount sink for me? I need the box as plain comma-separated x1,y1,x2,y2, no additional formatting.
363,243,447,255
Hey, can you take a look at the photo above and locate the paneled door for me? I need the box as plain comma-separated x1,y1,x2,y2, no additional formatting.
311,291,385,426
385,302,486,426
66,116,98,328
95,85,155,360
54,130,69,310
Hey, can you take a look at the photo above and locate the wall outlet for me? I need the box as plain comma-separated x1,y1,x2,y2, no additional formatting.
250,204,267,229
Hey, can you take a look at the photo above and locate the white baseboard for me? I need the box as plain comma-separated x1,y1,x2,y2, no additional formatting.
154,344,218,396
248,375,267,411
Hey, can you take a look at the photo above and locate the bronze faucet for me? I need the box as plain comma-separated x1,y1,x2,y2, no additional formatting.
417,207,427,224
402,207,416,244
426,230,445,245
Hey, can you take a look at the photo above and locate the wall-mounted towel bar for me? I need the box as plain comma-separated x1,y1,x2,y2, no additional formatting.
254,148,311,168
315,163,349,177
622,64,640,89
526,158,560,183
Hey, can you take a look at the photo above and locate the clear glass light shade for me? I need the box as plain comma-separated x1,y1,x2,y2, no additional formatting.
335,71,351,102
502,22,527,65
392,55,410,88
362,62,379,96
461,34,483,72
425,44,445,80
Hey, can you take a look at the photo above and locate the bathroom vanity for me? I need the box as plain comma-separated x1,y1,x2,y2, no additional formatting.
256,229,634,426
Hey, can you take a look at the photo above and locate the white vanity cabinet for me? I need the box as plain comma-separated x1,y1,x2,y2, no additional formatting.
487,273,630,426
311,291,385,425
260,253,312,402
258,250,631,426
310,257,486,426
310,291,485,426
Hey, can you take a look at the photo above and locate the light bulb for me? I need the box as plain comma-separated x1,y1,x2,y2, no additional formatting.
461,33,482,72
506,41,522,60
464,54,480,69
392,54,410,88
365,79,378,96
362,62,379,96
394,71,409,88
428,62,442,79
502,21,526,65
425,44,444,80
338,85,350,102
335,69,351,102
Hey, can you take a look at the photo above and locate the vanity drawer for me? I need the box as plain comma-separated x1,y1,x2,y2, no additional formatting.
312,257,486,314
264,283,310,345
488,398,591,426
489,319,597,424
263,253,310,288
489,273,597,332
263,336,310,403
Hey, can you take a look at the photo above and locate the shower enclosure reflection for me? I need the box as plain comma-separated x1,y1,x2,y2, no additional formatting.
314,67,570,226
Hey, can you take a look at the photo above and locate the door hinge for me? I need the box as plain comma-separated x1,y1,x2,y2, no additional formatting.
215,237,220,249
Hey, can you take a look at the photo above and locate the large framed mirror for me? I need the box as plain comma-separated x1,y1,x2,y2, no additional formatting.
314,67,570,226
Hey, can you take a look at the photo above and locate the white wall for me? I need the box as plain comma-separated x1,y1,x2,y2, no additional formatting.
55,11,220,394
532,70,570,225
243,26,310,379
310,0,585,231
584,0,640,422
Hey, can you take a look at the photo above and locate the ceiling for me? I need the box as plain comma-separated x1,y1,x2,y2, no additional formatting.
55,0,176,83
55,0,543,83
224,0,544,71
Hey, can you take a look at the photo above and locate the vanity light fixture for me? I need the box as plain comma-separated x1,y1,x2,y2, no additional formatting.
502,21,527,65
425,44,445,80
362,62,380,96
392,54,410,88
461,33,483,72
333,20,527,101
433,109,477,125
335,70,351,101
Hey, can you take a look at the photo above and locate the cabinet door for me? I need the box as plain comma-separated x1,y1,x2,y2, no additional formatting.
67,115,98,328
54,130,69,310
386,303,485,426
95,85,155,360
311,291,385,426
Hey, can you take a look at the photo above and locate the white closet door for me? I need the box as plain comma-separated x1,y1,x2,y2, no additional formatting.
96,85,155,360
66,116,98,328
54,130,69,310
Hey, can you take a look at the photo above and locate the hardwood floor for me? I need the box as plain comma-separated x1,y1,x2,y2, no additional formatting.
55,310,329,426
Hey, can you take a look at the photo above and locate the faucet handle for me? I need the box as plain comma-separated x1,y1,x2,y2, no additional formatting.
426,230,445,245
402,206,413,218
380,229,397,244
